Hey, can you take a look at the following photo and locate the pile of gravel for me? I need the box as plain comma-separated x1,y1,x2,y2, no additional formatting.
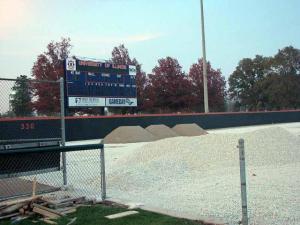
172,123,208,136
145,124,178,140
103,126,157,144
107,127,300,225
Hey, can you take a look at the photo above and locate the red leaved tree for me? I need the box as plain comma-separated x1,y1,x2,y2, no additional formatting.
32,38,71,115
147,57,194,112
189,59,226,112
111,44,148,112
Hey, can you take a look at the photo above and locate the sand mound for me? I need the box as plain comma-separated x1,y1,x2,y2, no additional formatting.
104,126,157,144
172,123,208,136
116,127,300,168
110,127,300,224
145,124,179,140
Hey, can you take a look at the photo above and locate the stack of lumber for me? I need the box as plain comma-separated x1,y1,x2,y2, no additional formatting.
0,195,89,224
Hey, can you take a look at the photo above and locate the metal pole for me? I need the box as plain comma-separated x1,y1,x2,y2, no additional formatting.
200,0,209,113
238,139,248,225
100,140,106,200
59,77,67,186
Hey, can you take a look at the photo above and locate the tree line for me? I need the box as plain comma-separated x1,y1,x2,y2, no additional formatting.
6,37,300,116
228,46,300,111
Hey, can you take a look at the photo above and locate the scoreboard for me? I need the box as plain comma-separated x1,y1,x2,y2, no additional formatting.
64,57,137,107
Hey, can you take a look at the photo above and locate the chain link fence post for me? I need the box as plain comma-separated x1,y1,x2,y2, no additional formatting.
238,138,248,225
59,77,67,186
100,140,106,200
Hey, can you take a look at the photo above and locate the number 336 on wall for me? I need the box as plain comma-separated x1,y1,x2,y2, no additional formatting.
20,123,35,130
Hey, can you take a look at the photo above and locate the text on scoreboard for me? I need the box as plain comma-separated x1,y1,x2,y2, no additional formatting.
65,57,137,107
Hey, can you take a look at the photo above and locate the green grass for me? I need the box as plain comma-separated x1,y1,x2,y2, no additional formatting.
0,204,203,225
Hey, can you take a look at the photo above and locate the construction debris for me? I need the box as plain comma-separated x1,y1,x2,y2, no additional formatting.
0,195,90,222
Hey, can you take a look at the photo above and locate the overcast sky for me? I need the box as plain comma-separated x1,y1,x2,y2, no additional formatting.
0,0,300,80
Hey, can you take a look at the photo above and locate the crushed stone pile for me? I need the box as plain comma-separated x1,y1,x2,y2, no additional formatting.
108,127,300,225
145,124,179,140
172,123,208,136
104,126,157,144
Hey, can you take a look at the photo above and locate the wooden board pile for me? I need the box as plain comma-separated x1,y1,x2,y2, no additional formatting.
0,195,90,224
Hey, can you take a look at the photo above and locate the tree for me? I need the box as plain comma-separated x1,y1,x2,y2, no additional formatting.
259,74,300,110
111,44,132,65
32,38,71,114
273,46,300,76
189,59,226,112
147,57,194,112
228,46,300,111
111,44,148,112
228,55,272,110
10,75,33,116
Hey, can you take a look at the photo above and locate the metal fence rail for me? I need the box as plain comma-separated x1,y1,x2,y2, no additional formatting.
0,143,106,202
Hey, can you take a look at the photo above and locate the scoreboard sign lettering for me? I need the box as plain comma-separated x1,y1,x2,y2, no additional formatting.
64,57,137,107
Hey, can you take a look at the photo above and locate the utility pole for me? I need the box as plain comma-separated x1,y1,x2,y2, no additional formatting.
200,0,209,113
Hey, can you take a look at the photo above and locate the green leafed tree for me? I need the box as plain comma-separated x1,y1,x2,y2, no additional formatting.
228,46,300,111
273,46,300,76
10,75,33,116
258,74,300,110
228,55,273,110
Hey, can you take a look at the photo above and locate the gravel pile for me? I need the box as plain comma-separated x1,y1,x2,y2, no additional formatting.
104,126,157,144
145,124,179,139
172,123,208,136
107,127,300,225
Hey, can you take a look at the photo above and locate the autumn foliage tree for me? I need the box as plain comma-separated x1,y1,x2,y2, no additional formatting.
111,44,148,111
32,38,71,115
146,57,194,112
189,59,226,112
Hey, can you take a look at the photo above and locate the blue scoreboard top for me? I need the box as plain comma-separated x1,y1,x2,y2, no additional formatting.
64,57,137,107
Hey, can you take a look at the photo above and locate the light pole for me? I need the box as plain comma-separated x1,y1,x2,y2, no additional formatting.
200,0,209,113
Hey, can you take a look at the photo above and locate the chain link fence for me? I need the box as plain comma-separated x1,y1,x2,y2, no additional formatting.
0,77,61,117
0,145,106,201
0,142,105,202
0,77,62,140
0,77,106,203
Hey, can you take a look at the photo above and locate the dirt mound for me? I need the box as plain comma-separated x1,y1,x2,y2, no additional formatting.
145,124,179,140
104,126,157,144
172,123,208,136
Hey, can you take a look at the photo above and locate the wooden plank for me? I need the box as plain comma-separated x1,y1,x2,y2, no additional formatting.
0,212,19,220
32,203,64,216
33,207,60,219
43,196,85,206
48,201,74,209
0,203,24,215
0,196,39,207
61,208,76,215
40,218,58,225
66,217,77,225
105,211,139,219
59,197,86,204
32,177,37,197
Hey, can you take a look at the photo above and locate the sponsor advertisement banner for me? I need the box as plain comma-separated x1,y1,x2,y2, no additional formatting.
106,98,137,107
68,97,106,107
68,97,137,107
